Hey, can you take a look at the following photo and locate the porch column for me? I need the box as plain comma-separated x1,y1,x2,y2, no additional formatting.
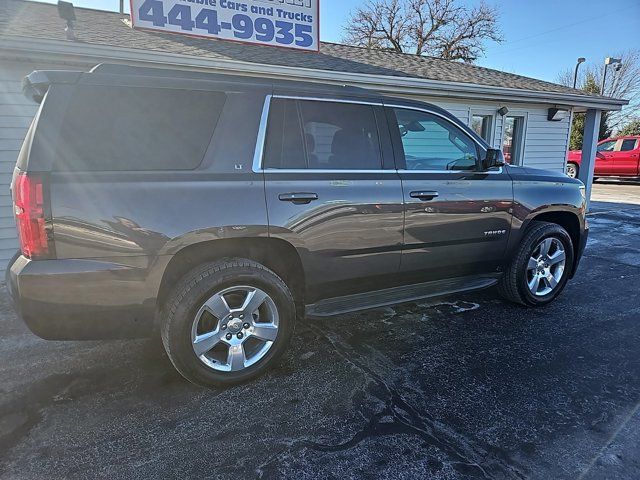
578,108,601,210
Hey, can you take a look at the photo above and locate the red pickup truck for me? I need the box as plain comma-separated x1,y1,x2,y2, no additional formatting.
567,136,640,178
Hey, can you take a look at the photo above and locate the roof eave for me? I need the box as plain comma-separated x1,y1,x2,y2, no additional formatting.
0,35,628,111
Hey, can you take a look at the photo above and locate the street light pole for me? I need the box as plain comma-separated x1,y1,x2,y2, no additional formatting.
573,57,586,89
600,57,622,96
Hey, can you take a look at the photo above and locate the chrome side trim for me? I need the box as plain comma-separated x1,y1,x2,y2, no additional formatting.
252,94,272,173
263,169,398,174
397,167,504,175
252,94,496,173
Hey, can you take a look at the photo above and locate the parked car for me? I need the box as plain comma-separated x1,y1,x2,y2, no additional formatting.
7,65,588,387
566,136,640,178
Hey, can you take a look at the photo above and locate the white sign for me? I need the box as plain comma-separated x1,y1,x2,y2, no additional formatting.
130,0,319,52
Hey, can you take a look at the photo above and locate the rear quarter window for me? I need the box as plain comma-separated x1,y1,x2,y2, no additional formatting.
54,85,226,171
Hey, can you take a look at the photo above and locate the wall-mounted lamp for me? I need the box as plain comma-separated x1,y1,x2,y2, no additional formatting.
547,108,568,122
497,106,509,116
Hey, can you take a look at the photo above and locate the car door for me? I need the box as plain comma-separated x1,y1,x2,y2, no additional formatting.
386,105,513,280
611,138,639,176
260,95,404,301
594,139,617,175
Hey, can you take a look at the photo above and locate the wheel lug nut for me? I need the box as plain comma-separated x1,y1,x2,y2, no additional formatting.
239,314,244,319
243,322,250,329
225,333,232,340
221,323,227,330
237,332,244,339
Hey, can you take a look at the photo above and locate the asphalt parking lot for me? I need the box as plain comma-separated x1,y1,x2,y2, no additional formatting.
1,181,639,480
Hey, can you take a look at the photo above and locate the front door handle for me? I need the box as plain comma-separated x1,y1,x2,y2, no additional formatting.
278,192,319,204
410,191,439,201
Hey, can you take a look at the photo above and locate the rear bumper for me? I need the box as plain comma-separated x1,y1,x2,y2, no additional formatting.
6,253,163,340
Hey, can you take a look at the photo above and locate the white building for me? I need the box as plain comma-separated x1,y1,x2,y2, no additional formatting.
0,0,627,273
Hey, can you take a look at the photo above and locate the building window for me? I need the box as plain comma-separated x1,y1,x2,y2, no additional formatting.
502,116,525,165
471,114,493,142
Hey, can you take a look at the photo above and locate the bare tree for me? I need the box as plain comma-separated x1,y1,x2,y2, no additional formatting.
342,0,502,62
557,49,640,133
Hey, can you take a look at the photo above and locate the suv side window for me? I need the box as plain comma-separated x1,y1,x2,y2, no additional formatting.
620,139,637,151
263,98,382,170
55,85,226,171
392,108,479,171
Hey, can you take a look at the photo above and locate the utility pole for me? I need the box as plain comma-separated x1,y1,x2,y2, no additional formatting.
601,57,622,96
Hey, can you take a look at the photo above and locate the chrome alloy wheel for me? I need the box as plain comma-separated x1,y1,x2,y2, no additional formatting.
191,286,279,372
566,163,577,178
526,238,566,297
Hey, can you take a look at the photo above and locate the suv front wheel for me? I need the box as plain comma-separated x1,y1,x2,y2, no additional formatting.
498,221,574,306
160,258,295,387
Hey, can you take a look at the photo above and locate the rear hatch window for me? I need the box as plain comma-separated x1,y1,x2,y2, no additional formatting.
54,85,225,171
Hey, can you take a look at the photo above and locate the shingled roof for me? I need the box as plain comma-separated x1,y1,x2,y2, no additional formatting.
0,0,621,104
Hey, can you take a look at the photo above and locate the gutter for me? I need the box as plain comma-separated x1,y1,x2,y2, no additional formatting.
0,35,629,111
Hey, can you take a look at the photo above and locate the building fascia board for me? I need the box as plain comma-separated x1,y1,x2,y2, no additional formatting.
0,35,628,111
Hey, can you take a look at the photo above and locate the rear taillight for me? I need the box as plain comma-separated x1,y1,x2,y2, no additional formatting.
13,172,49,258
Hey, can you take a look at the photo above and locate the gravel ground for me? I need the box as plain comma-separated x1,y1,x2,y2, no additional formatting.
1,182,639,479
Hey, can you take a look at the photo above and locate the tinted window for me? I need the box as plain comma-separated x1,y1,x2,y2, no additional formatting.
55,85,226,171
263,99,306,169
393,108,478,171
620,139,637,151
263,98,382,170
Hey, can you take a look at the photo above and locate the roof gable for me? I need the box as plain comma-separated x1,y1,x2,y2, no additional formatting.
0,0,625,106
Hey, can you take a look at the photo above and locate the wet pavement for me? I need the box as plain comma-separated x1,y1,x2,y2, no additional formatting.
1,186,640,479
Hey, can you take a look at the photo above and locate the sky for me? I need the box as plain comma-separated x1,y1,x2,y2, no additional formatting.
35,0,640,84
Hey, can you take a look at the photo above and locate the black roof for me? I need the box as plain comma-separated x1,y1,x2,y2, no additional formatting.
0,0,593,98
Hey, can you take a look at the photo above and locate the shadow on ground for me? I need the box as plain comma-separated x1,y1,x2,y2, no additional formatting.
1,200,639,479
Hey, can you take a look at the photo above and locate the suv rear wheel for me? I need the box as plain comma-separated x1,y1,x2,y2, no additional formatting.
160,258,295,387
498,221,574,306
566,162,578,178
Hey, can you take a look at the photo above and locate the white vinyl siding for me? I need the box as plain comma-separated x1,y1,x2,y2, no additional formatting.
518,110,571,171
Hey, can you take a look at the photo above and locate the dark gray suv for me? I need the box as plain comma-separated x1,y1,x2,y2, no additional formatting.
7,64,588,387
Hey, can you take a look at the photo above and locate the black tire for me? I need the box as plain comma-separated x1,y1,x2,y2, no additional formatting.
498,221,574,307
160,258,296,387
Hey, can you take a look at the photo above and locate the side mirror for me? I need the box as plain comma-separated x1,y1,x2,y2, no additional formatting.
482,148,505,170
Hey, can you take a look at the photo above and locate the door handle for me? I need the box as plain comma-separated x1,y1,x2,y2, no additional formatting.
278,192,319,204
410,191,439,201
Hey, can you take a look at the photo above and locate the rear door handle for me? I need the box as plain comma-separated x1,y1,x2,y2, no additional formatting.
410,190,439,201
278,192,319,204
